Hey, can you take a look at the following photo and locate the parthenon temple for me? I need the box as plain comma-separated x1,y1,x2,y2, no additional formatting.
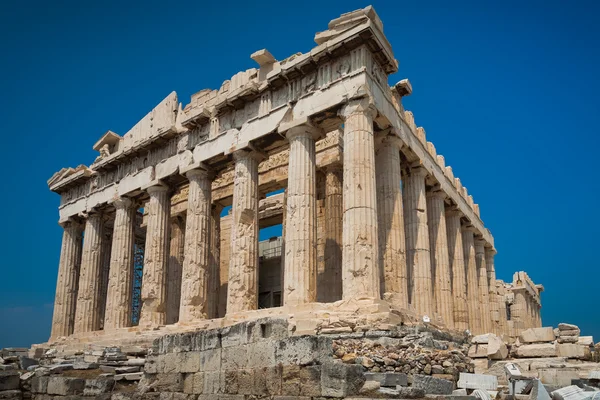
47,6,543,348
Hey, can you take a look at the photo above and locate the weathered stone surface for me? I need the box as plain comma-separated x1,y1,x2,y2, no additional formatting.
84,378,115,396
0,372,19,391
487,334,508,360
395,386,426,398
457,373,498,390
321,361,365,397
412,374,454,395
472,334,491,344
364,372,408,387
538,368,580,386
469,344,488,358
520,327,556,343
558,323,579,331
556,344,591,359
46,376,85,395
0,390,22,400
514,344,557,358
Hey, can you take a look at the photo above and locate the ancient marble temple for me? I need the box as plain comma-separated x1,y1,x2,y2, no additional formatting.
47,6,543,345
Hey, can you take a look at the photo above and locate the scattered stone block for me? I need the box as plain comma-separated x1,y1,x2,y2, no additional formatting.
558,323,579,331
520,328,556,343
472,334,491,344
560,330,581,337
412,374,454,395
473,388,492,400
0,371,20,391
48,364,74,373
73,361,99,370
18,356,38,370
469,344,489,358
578,336,594,346
359,380,380,395
457,373,498,390
556,344,591,360
515,344,557,358
487,335,508,360
395,386,426,398
0,390,22,400
115,366,140,374
551,385,590,400
46,376,85,395
558,337,579,344
83,377,115,396
538,368,581,387
364,372,408,387
320,361,365,397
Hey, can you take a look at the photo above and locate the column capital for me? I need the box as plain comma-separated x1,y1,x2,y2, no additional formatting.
143,180,170,194
445,207,463,218
58,217,84,230
278,118,321,141
461,224,477,233
408,165,428,178
232,148,265,163
485,246,497,256
184,167,214,181
339,97,377,120
426,189,447,200
374,129,404,151
111,196,135,210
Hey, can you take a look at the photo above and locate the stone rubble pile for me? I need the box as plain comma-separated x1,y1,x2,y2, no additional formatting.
332,329,475,381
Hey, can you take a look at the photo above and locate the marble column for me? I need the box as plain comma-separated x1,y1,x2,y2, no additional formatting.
227,150,260,313
50,219,83,339
104,198,136,330
98,229,112,330
485,247,499,334
462,226,481,334
498,284,509,336
375,135,408,308
323,165,343,302
537,304,542,327
511,288,527,335
280,190,287,304
426,190,453,328
283,124,318,306
208,204,222,319
139,184,171,327
166,216,185,324
74,212,104,333
404,166,433,316
475,239,491,333
446,209,468,330
179,169,212,322
339,99,380,300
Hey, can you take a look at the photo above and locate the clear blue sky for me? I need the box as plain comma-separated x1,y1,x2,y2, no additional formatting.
1,0,598,348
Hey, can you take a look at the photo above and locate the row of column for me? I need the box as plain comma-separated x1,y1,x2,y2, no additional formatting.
51,97,499,338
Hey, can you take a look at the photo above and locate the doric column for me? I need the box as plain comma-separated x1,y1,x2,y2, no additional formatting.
50,219,83,339
475,239,491,333
166,216,185,324
323,165,343,302
74,212,104,333
375,135,408,308
498,284,509,336
227,150,260,313
404,166,433,316
104,198,136,330
179,169,212,323
208,204,222,319
485,247,499,334
283,124,318,306
139,184,171,327
462,226,481,334
537,304,542,327
446,209,468,330
98,229,112,330
339,99,380,300
280,190,287,304
511,288,527,336
426,190,453,328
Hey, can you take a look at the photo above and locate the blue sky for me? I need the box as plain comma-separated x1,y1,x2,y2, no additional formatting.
0,0,598,347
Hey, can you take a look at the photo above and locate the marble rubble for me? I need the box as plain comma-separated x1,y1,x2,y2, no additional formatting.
18,5,598,400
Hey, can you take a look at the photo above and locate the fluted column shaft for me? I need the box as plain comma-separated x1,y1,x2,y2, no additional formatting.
98,230,112,330
426,191,453,328
139,185,171,327
74,212,104,333
498,285,509,336
208,204,222,319
166,216,185,324
462,226,481,334
104,198,136,330
227,150,260,313
376,138,408,308
340,99,380,300
404,166,433,316
50,220,83,339
511,289,527,336
475,239,491,333
323,166,343,302
446,210,468,330
180,170,212,322
485,247,499,334
283,125,318,306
